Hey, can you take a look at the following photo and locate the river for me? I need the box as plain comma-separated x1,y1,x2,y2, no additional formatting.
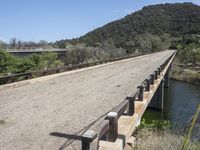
144,80,200,135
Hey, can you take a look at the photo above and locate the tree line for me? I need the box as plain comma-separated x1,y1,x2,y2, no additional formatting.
0,50,63,76
0,38,50,49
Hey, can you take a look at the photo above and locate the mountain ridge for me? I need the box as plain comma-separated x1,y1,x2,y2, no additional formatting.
54,2,200,52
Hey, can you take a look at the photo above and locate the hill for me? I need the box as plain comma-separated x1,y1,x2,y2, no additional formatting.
80,2,200,41
54,3,200,53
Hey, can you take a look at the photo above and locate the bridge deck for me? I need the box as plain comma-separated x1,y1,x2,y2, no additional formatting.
0,50,175,150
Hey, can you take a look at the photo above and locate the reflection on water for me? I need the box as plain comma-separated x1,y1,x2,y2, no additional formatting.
144,80,200,133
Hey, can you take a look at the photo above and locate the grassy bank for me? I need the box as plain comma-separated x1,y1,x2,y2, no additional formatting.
170,60,200,85
170,44,200,85
133,119,200,150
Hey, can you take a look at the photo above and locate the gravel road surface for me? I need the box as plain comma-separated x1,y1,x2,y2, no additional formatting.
0,50,175,150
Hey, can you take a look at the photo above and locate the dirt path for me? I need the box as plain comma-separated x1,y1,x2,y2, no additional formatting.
0,50,175,150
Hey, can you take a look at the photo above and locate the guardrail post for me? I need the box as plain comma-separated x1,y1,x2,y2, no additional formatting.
7,77,12,84
154,70,158,80
126,96,135,116
161,64,164,71
150,74,155,85
56,69,60,73
27,73,32,79
145,78,150,92
163,63,166,69
82,130,97,150
137,85,144,101
105,112,118,142
158,68,161,76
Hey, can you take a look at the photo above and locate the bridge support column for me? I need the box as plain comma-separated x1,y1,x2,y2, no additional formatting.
164,68,170,88
148,79,164,110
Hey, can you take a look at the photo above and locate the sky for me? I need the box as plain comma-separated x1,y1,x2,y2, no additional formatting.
0,0,199,43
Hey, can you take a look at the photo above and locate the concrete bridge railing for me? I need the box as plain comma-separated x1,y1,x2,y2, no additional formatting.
58,51,176,150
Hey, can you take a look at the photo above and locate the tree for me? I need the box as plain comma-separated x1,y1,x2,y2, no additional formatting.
10,38,17,48
37,52,64,69
178,44,200,65
0,49,65,76
134,34,152,53
38,40,48,48
17,40,22,49
0,49,16,74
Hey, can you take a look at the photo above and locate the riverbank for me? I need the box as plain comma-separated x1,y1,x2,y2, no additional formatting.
170,61,200,85
134,128,200,150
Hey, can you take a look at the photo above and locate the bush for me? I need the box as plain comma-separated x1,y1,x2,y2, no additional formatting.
0,50,16,75
139,118,171,131
177,44,200,64
0,50,64,76
36,52,64,69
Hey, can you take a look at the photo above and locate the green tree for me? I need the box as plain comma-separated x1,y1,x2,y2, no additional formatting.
37,52,64,69
0,50,65,76
0,50,16,75
134,34,152,52
178,44,200,64
11,57,35,73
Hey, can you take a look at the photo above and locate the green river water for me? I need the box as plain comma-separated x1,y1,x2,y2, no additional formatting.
144,80,200,134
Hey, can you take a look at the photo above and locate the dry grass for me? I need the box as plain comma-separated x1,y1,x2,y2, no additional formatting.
134,128,200,150
170,62,200,85
134,129,183,150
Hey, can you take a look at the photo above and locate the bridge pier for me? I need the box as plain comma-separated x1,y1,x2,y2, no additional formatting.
148,79,165,110
164,68,170,88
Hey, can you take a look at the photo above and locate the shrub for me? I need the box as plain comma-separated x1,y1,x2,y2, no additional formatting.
0,50,64,76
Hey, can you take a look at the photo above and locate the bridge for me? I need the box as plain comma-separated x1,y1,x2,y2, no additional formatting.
4,48,68,61
5,48,68,52
0,50,176,150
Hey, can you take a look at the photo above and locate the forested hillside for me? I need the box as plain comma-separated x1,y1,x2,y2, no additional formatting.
54,2,200,53
80,2,200,42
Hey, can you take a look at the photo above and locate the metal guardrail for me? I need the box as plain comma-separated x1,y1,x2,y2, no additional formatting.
77,51,176,150
0,52,154,85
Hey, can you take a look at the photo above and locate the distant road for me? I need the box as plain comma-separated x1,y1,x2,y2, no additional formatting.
0,50,175,150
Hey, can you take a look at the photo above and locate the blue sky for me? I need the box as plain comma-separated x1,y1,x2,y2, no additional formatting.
0,0,199,42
